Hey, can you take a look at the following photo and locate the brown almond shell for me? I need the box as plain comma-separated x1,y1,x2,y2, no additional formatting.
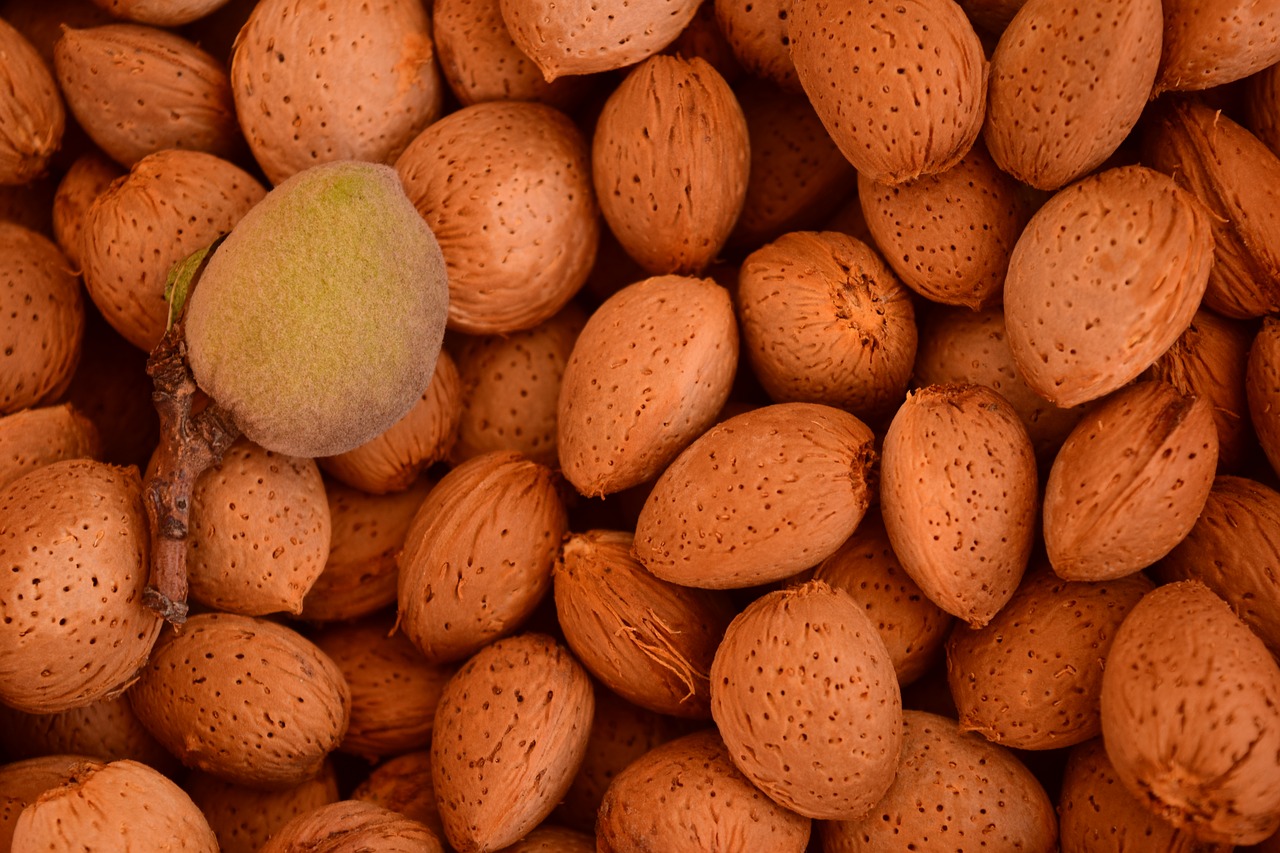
1249,316,1280,476
350,751,443,839
1156,0,1280,93
0,403,99,493
0,754,96,852
502,826,596,853
258,800,444,853
0,692,177,775
713,0,799,90
1246,60,1280,158
51,150,123,271
0,18,64,186
184,763,341,853
89,0,234,27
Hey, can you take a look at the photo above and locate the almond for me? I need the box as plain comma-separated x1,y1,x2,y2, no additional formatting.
728,79,858,251
711,580,902,819
859,139,1037,309
633,402,877,589
185,763,340,853
1246,60,1280,157
0,692,177,775
128,612,351,789
231,0,444,186
1043,381,1217,581
319,350,462,494
557,274,738,496
498,0,701,80
1148,309,1255,472
736,231,916,424
880,384,1039,627
0,755,93,851
63,312,158,469
51,150,122,271
790,0,987,184
946,566,1152,751
313,615,454,761
431,633,593,853
502,826,595,852
0,403,99,493
432,0,591,109
1100,581,1280,844
1058,738,1229,853
912,306,1084,461
81,148,265,352
351,751,443,839
1156,0,1280,93
10,760,218,851
183,437,331,616
299,476,432,624
0,222,83,415
54,24,241,168
592,55,749,275
554,530,736,718
1003,165,1214,407
984,0,1161,190
0,460,161,714
1249,316,1280,475
714,0,799,90
451,304,586,468
258,800,445,853
396,101,598,334
0,18,64,186
88,0,233,26
820,710,1057,852
398,451,567,664
812,509,953,686
596,729,811,852
667,0,745,84
1156,476,1280,655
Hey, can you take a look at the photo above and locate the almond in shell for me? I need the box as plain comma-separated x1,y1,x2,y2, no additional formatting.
0,18,64,186
351,751,443,839
258,800,444,853
1156,0,1280,93
0,755,93,851
1246,60,1280,157
88,0,234,26
557,274,738,496
0,692,177,775
184,763,340,853
714,0,799,90
1249,316,1280,475
0,403,99,493
51,150,123,270
633,402,877,589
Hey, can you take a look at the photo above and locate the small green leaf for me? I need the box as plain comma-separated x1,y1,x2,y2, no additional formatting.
164,236,227,331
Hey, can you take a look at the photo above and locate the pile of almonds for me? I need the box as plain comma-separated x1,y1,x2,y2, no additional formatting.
3,0,1280,850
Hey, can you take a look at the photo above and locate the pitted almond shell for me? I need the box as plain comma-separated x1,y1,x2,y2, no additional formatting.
1246,60,1280,158
1156,0,1280,94
1043,381,1218,581
714,0,799,90
633,402,876,589
1249,316,1280,476
52,150,123,271
880,384,1039,627
89,0,234,26
0,18,64,186
502,826,596,853
351,750,443,839
0,403,99,493
258,800,444,853
0,755,96,851
0,692,178,776
557,274,738,497
184,762,340,853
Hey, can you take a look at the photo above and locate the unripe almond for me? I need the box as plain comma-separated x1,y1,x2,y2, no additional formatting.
558,274,738,496
129,613,351,789
0,18,64,186
714,0,799,90
451,304,586,468
299,476,433,624
881,384,1039,627
790,0,987,185
1004,165,1213,407
1156,0,1280,93
51,150,123,271
0,692,177,775
498,0,701,80
1043,381,1217,581
258,800,444,853
946,567,1153,751
185,763,340,853
554,530,736,718
396,101,598,334
351,751,443,839
398,451,567,664
0,223,83,415
711,580,902,820
859,140,1036,309
81,149,265,352
596,729,811,852
0,755,93,852
592,55,749,275
984,0,1161,190
0,403,99,493
820,710,1057,852
54,24,241,168
736,231,916,424
319,350,462,494
432,633,593,853
634,402,877,589
0,460,161,714
1143,99,1280,319
89,0,232,26
231,0,444,186
184,437,331,616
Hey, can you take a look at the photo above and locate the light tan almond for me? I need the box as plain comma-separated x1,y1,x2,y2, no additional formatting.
0,18,64,186
1003,165,1213,407
633,402,876,589
185,763,340,853
557,274,738,496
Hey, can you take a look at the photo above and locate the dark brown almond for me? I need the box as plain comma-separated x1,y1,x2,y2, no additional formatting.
821,710,1057,852
51,150,123,271
947,567,1152,751
0,18,64,185
790,0,987,184
1249,316,1280,476
633,402,877,589
859,140,1037,309
0,403,99,493
1100,581,1280,844
1003,165,1214,407
1246,60,1280,157
592,55,749,275
1043,381,1218,581
258,800,444,853
711,580,902,820
396,101,598,335
557,274,738,496
1156,0,1280,93
880,384,1039,627
736,231,916,424
185,763,341,853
